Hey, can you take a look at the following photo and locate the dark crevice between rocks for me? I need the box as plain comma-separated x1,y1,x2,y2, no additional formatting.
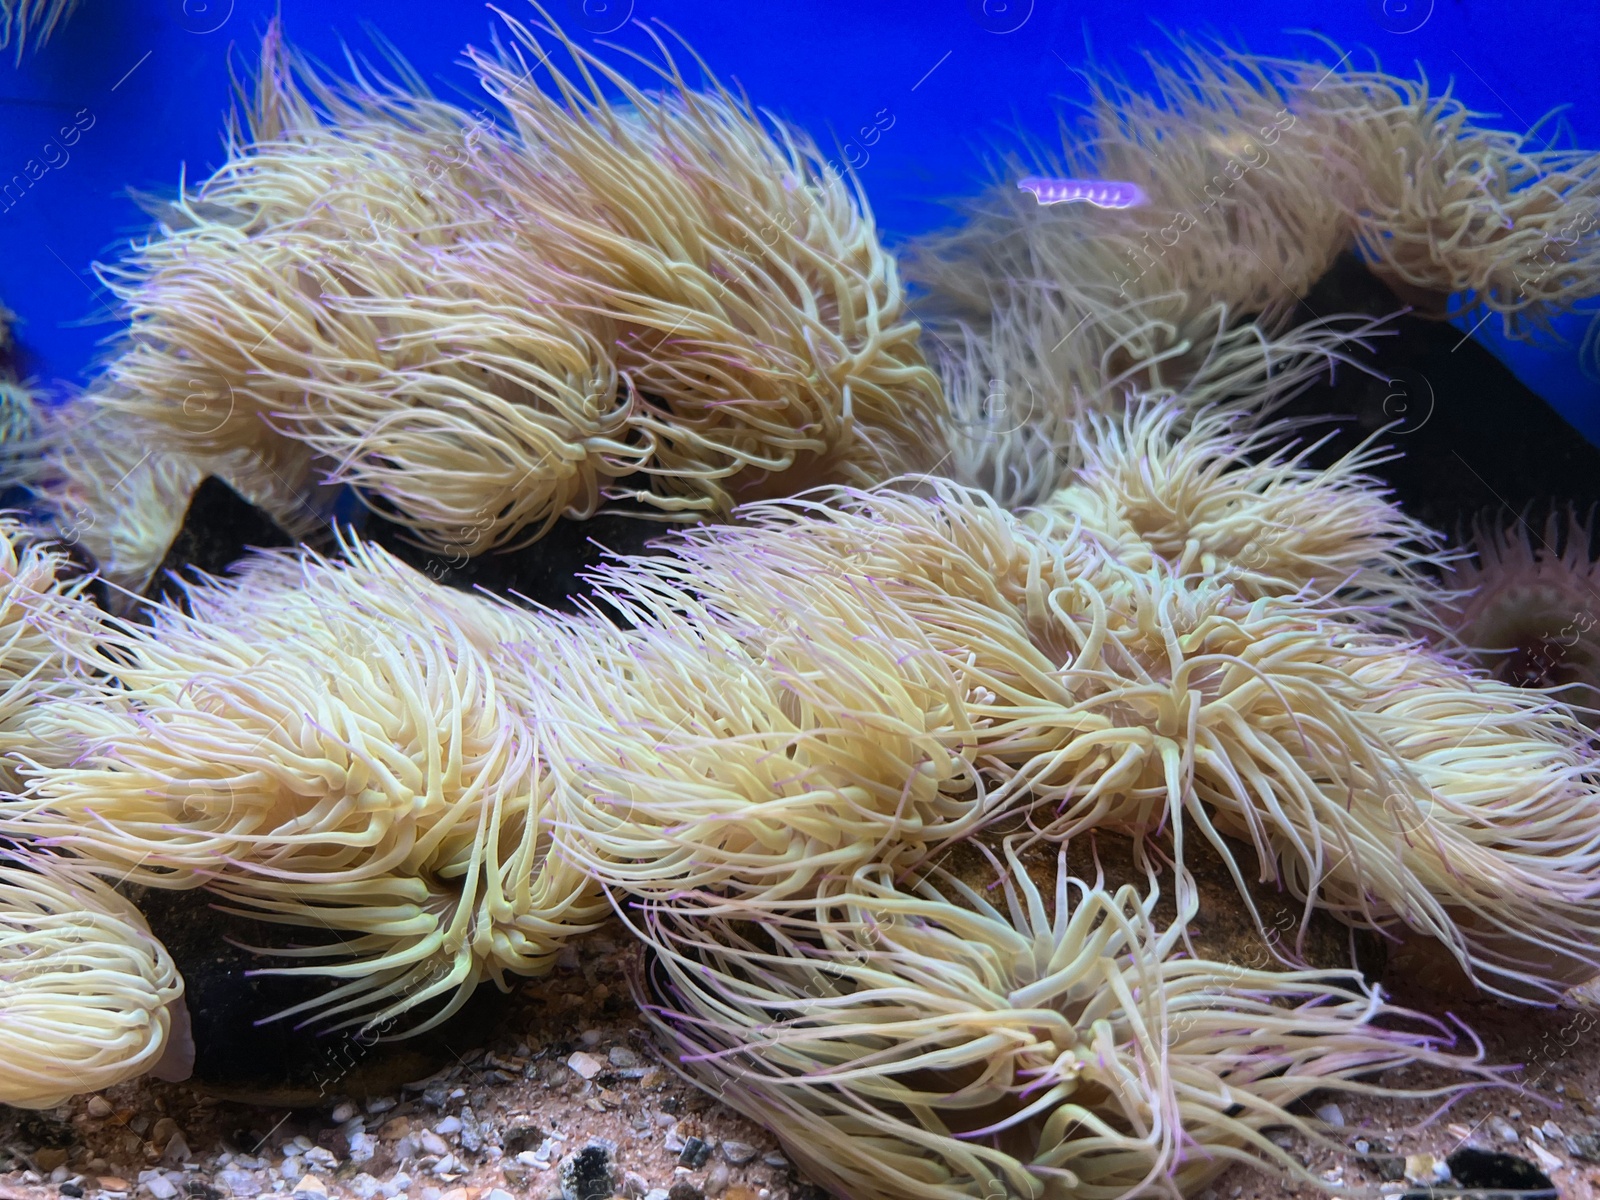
1273,252,1600,544
131,886,518,1107
137,476,294,617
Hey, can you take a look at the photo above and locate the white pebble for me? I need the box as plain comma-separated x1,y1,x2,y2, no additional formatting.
434,1117,462,1136
348,1132,378,1165
304,1147,338,1171
348,1175,383,1200
566,1051,604,1080
579,1030,604,1048
485,1191,516,1200
330,1103,358,1125
432,1155,457,1178
87,1096,113,1118
1526,1138,1564,1175
1314,1104,1344,1128
419,1131,449,1157
366,1097,398,1116
144,1177,179,1200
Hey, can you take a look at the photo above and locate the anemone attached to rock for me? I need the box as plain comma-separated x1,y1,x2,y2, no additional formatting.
578,482,1600,1000
1030,402,1448,614
1434,509,1600,707
99,12,941,555
912,41,1600,507
0,853,188,1109
2,538,607,1032
636,840,1492,1200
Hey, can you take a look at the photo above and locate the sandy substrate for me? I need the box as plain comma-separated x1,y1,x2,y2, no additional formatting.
3,923,1599,1200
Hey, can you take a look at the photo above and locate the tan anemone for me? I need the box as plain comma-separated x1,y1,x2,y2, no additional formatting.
576,483,1600,1000
98,13,940,555
635,840,1493,1200
1030,401,1448,614
0,855,186,1108
3,538,606,1031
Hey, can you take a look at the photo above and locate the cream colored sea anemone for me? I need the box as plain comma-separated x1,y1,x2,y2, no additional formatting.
1029,402,1448,613
532,478,1112,900
933,285,1380,508
914,39,1600,343
573,482,1600,1000
99,12,940,555
0,515,99,778
635,841,1492,1200
3,538,607,1031
0,854,186,1109
1432,510,1600,707
913,42,1600,506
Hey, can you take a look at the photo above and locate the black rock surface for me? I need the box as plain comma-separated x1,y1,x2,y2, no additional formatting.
1275,253,1600,540
132,886,516,1106
141,475,294,612
352,503,669,614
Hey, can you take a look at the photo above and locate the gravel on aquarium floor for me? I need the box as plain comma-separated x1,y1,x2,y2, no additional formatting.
4,930,1600,1200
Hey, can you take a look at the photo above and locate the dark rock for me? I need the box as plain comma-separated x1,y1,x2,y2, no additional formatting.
355,504,666,616
1397,1147,1557,1199
667,1184,705,1200
421,1086,451,1110
128,886,517,1106
1277,253,1600,539
184,1184,223,1200
677,1136,712,1169
58,1185,84,1199
14,1110,74,1149
1361,1155,1407,1182
501,1124,546,1157
1568,1131,1600,1162
139,475,294,613
560,1141,616,1200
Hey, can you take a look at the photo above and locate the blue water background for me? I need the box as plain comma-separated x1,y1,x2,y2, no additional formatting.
1,0,1596,439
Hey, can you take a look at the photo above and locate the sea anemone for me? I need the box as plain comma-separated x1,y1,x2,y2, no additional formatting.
1029,402,1447,614
932,285,1378,508
99,12,941,555
574,482,1600,1000
912,41,1600,507
1434,509,1600,707
0,853,187,1109
2,538,607,1031
0,515,99,779
635,840,1491,1200
914,39,1600,344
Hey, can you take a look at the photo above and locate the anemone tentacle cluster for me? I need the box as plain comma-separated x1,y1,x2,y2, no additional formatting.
637,842,1494,1200
93,10,940,557
0,854,187,1109
910,40,1600,506
6,14,1600,1200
